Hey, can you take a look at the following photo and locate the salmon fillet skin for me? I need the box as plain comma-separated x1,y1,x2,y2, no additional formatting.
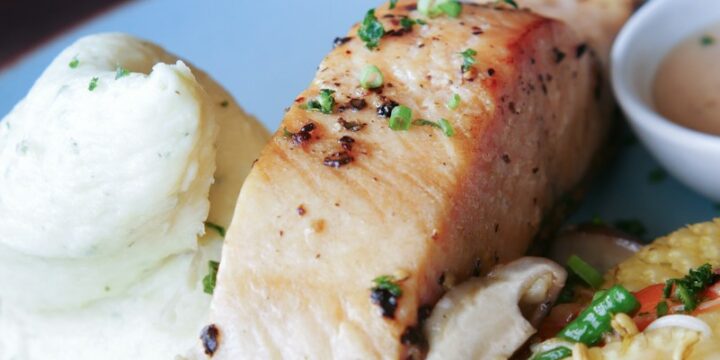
206,2,618,359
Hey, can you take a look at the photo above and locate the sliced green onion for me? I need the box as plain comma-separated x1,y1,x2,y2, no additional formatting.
460,48,477,72
389,0,398,9
389,105,412,131
305,89,336,114
205,221,226,237
438,0,462,18
656,301,669,317
115,66,130,79
413,119,439,128
202,260,220,295
532,346,572,360
418,0,443,17
567,255,604,289
447,93,461,110
438,118,455,137
88,77,99,91
360,65,384,89
68,57,79,69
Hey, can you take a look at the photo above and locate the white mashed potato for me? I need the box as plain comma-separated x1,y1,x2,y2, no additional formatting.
0,33,269,359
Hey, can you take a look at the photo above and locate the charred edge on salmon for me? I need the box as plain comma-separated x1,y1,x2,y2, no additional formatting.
377,99,399,118
333,36,352,48
371,287,399,318
576,43,588,58
338,136,355,151
349,98,367,111
200,324,220,356
323,151,354,168
288,122,316,146
338,118,366,132
552,47,566,63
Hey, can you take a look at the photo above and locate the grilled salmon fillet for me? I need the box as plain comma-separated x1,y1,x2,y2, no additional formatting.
206,1,626,358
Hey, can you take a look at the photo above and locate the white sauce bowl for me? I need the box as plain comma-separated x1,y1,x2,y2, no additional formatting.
612,0,720,201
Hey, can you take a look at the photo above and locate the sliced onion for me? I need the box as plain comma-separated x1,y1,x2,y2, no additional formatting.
646,315,712,338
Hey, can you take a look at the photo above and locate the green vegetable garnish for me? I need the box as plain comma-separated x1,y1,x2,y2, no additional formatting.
447,93,461,110
418,0,462,18
460,48,477,72
614,219,647,238
305,89,336,114
567,255,604,289
202,260,220,295
701,35,715,46
389,0,398,9
656,301,669,317
68,57,79,69
358,9,385,50
413,118,455,137
205,221,226,237
496,0,519,9
372,275,402,297
88,77,99,91
438,118,455,137
532,346,572,360
557,285,639,346
438,0,462,18
663,263,716,311
359,65,384,89
115,66,130,79
389,105,412,131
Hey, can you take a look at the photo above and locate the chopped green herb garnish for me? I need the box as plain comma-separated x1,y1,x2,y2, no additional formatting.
648,167,667,183
614,219,646,238
447,93,461,110
88,77,99,91
567,255,604,289
115,66,130,79
663,263,716,311
438,0,462,18
438,118,455,137
68,57,79,69
419,0,462,18
359,64,384,89
496,0,519,9
220,100,229,107
389,0,398,9
389,105,412,131
372,275,402,297
656,301,669,317
205,221,226,237
305,89,336,114
202,260,220,295
701,35,715,46
460,48,477,72
413,118,455,137
358,9,385,50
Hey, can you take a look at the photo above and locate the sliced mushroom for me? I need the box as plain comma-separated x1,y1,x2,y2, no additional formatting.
547,224,643,273
425,257,567,360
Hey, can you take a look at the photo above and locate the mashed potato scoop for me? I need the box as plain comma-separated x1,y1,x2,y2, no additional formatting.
0,33,268,359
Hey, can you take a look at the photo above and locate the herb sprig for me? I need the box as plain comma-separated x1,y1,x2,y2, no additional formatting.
358,9,385,50
663,263,717,311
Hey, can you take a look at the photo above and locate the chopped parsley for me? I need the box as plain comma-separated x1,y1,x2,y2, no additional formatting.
648,167,668,184
438,0,462,18
496,0,519,9
202,260,220,295
447,93,461,110
701,35,715,46
663,263,717,311
358,9,385,50
389,105,413,131
305,89,336,114
413,118,455,137
389,0,398,9
372,275,403,297
656,301,669,317
460,48,477,72
613,219,646,238
88,77,99,91
115,66,130,79
205,221,226,237
68,57,79,69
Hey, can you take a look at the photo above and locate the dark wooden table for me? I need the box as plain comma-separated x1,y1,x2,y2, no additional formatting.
0,0,130,69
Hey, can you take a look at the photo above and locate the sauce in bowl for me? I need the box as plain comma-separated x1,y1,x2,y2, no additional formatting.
654,24,720,136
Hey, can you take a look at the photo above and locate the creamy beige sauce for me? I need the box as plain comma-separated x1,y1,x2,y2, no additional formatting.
654,24,720,136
